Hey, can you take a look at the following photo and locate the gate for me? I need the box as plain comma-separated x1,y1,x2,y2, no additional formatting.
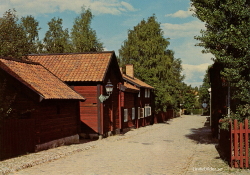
230,119,250,168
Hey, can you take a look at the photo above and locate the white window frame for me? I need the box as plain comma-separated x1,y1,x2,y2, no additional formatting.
145,106,151,117
138,107,140,119
140,108,145,118
132,108,135,120
124,109,128,122
145,89,150,98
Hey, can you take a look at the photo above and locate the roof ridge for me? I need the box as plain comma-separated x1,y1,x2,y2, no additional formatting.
28,51,115,56
0,57,40,65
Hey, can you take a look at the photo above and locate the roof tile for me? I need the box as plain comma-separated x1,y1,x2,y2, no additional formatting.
0,58,85,100
123,73,154,89
28,52,113,82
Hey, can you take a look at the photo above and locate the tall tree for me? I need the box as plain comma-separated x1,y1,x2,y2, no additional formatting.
21,15,41,54
119,15,184,111
43,17,71,53
0,9,29,59
191,0,250,120
71,7,104,52
199,67,211,105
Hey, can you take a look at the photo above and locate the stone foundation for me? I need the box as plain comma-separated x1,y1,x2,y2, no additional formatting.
35,134,79,152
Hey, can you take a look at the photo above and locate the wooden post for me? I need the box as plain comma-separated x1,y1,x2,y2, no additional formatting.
234,119,238,168
240,122,243,168
230,120,233,167
245,119,249,168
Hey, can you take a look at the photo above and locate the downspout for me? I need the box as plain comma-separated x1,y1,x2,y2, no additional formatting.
228,85,230,118
118,83,122,132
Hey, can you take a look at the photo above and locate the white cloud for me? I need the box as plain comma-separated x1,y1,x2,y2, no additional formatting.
0,0,136,16
161,19,213,86
165,6,194,18
182,63,211,87
166,10,193,18
120,1,136,12
161,20,205,39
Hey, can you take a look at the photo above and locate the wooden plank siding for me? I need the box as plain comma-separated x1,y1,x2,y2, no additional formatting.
0,82,80,160
122,92,136,129
74,86,99,133
102,61,122,135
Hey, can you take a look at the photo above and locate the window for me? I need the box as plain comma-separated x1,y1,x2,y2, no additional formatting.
138,89,140,97
140,108,145,118
138,107,140,119
132,108,135,120
124,109,128,122
145,106,151,117
145,89,150,98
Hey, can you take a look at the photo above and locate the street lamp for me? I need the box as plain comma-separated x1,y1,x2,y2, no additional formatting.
99,79,113,103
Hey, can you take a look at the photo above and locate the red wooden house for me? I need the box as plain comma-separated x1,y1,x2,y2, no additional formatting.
28,51,124,138
121,64,154,130
0,58,84,160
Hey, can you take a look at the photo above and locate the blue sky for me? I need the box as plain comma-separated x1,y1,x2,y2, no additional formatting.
1,0,213,87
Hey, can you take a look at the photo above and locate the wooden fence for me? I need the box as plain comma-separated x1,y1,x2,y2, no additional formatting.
230,119,250,168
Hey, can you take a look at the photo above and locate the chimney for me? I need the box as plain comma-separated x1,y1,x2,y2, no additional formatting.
125,64,134,78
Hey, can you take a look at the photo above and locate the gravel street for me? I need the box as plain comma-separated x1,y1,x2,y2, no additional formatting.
3,115,250,175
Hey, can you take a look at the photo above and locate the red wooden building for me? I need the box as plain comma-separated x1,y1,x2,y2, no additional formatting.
121,64,154,130
0,58,84,160
209,62,230,138
28,52,124,138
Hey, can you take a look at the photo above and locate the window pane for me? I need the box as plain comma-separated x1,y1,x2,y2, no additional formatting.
138,107,140,119
132,108,135,120
124,109,128,122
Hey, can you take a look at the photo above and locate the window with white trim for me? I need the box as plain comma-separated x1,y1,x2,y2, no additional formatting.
140,108,145,118
124,109,128,122
138,107,140,119
145,89,150,98
145,106,151,117
132,108,135,120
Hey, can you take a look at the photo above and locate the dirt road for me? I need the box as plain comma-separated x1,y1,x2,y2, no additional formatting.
5,115,250,175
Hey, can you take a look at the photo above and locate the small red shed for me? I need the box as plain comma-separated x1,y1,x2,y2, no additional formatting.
0,58,84,160
121,64,154,129
28,52,124,138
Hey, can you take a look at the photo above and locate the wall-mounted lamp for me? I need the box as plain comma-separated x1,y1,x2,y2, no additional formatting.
99,79,113,103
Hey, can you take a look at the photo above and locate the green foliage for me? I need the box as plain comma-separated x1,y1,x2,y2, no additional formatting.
0,9,29,59
43,17,72,53
191,0,250,120
119,15,185,111
21,15,41,54
71,7,104,52
199,66,211,104
182,84,197,110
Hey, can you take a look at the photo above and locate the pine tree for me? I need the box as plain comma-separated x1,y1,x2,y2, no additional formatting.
119,15,184,111
71,7,104,52
43,17,71,53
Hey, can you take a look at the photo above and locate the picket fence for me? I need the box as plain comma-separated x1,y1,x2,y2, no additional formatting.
230,119,250,168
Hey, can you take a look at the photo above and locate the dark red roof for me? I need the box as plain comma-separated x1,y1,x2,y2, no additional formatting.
0,58,85,100
28,52,115,82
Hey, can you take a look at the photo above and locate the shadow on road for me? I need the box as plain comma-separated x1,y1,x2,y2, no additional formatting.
185,117,218,144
